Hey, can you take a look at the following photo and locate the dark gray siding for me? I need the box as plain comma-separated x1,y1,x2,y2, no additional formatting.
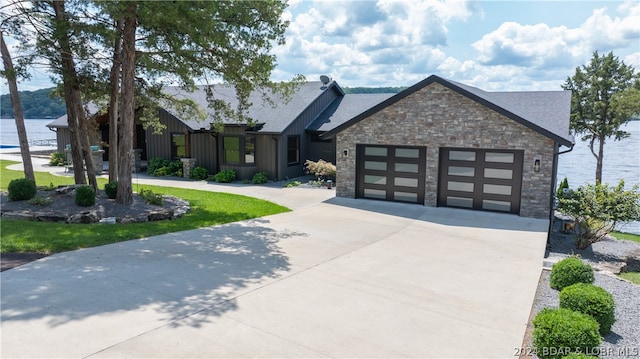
307,136,336,164
145,109,191,161
279,88,342,179
255,134,278,180
190,132,217,174
53,128,71,153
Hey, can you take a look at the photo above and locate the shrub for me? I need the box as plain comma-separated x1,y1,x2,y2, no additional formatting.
28,196,52,206
214,169,236,183
147,158,183,177
49,151,66,166
75,186,96,207
8,178,37,201
283,180,301,188
305,159,336,180
104,181,118,199
139,188,163,205
532,308,601,359
251,172,269,184
558,180,640,249
561,354,599,359
550,257,594,290
147,157,169,175
559,283,615,335
190,166,209,180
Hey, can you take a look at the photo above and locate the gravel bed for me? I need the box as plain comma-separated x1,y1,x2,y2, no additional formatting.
525,225,640,358
530,271,640,358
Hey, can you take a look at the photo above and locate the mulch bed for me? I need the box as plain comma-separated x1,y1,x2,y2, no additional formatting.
1,252,49,272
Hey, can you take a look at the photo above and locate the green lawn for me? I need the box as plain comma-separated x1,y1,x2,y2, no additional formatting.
1,160,290,253
618,272,640,285
611,231,640,244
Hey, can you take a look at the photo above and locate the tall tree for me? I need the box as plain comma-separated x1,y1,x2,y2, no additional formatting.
50,0,98,190
562,51,640,182
0,31,35,182
116,3,136,204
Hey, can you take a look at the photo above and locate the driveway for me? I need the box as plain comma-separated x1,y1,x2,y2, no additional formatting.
1,190,548,358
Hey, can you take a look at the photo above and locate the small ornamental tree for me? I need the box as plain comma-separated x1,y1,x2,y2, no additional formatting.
558,180,640,249
305,159,336,181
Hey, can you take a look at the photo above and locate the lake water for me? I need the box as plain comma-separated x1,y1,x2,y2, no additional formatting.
2,118,639,233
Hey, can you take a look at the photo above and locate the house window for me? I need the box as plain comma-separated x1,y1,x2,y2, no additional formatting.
224,135,255,165
287,135,300,165
245,135,255,164
224,136,241,164
172,133,187,158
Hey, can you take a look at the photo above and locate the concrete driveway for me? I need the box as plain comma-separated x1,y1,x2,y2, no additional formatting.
1,193,548,358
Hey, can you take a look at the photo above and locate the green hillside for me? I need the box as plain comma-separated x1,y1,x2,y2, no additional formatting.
0,88,66,119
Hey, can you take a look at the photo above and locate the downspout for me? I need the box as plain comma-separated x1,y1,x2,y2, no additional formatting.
547,142,575,248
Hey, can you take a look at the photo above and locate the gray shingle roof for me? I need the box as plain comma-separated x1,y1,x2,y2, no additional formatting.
323,75,574,147
307,93,394,132
162,82,333,132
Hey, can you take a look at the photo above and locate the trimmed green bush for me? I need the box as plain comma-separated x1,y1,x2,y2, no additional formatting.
550,257,594,290
148,158,182,177
139,188,163,205
213,169,236,183
251,172,269,184
49,151,66,166
8,178,37,201
560,283,615,335
561,354,599,359
104,181,118,199
190,166,209,180
532,308,601,359
75,186,96,207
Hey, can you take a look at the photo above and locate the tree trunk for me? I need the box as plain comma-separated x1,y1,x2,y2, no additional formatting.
52,1,85,185
108,19,122,183
1,32,35,183
116,3,137,205
595,135,605,183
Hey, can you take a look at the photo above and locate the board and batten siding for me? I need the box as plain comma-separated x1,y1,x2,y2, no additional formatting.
280,86,342,179
146,109,193,161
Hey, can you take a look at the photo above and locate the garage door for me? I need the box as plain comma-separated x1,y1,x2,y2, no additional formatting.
356,145,426,204
438,148,523,214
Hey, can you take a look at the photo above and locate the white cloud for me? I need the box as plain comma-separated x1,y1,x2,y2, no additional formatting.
471,1,640,72
274,0,478,85
624,52,640,69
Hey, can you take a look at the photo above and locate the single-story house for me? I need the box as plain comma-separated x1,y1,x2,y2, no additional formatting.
322,75,574,219
47,74,573,219
47,80,392,180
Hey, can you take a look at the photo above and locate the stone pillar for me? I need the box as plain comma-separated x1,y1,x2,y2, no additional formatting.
91,149,105,174
180,158,197,178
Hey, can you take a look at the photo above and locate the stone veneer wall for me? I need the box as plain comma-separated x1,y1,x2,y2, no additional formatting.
335,82,557,219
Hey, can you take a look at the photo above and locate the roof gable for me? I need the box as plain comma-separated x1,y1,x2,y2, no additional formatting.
162,81,339,132
322,75,573,146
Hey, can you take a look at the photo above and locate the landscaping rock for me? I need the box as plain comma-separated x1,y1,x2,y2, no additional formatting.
148,209,173,221
67,209,102,224
99,217,117,224
2,211,35,220
624,248,640,272
594,261,627,274
36,211,69,222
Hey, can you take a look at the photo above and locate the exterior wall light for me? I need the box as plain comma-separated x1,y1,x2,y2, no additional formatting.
343,149,348,156
534,158,541,172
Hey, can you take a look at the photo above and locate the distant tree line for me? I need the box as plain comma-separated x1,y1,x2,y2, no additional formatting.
0,86,404,119
342,87,406,94
0,87,66,119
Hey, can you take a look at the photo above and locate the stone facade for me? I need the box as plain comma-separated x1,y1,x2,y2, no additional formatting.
335,82,557,219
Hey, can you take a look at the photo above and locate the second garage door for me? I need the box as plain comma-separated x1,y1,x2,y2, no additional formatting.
438,148,523,214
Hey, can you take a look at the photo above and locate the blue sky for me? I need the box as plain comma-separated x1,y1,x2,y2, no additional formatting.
2,0,639,93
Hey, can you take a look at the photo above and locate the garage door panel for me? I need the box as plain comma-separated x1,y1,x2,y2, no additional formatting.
357,145,426,204
438,148,523,214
